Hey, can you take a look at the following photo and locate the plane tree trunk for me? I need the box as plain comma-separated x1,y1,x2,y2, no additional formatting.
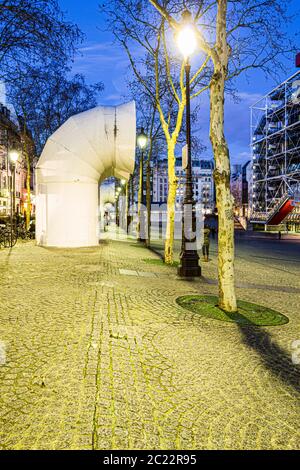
164,141,177,264
209,0,237,312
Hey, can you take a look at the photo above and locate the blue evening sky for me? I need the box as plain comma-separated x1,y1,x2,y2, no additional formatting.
59,0,299,165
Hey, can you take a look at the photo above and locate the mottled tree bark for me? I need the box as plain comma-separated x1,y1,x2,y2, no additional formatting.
164,142,177,264
162,100,184,265
149,0,291,312
209,0,237,312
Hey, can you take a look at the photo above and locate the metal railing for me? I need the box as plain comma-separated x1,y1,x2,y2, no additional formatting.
251,191,294,224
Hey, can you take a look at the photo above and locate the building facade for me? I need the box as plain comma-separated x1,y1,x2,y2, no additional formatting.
250,70,300,230
0,84,36,219
231,161,252,220
152,157,215,213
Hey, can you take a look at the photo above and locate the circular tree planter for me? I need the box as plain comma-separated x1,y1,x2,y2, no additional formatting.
176,295,289,327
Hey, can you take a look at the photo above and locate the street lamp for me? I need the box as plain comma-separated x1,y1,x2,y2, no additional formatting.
9,150,19,247
9,150,19,215
177,10,201,278
9,150,19,164
115,185,122,227
137,128,148,151
137,127,148,242
177,11,198,60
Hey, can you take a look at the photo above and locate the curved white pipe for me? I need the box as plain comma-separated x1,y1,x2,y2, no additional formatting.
36,101,136,247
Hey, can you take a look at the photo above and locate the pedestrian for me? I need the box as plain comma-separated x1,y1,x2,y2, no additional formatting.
202,224,211,262
278,230,282,240
104,211,110,232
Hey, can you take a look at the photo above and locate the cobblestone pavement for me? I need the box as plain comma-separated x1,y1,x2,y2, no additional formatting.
0,237,299,450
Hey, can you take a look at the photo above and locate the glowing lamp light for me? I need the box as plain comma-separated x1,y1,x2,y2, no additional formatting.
177,26,197,59
9,150,19,163
137,128,148,150
177,10,197,59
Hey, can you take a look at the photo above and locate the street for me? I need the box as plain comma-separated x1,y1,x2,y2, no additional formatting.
0,236,299,450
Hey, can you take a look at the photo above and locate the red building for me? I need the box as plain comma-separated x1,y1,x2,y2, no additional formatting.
0,87,36,219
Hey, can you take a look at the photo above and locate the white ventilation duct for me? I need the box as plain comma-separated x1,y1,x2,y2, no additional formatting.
35,102,136,247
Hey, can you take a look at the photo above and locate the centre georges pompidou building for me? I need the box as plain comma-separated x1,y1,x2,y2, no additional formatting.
250,69,300,230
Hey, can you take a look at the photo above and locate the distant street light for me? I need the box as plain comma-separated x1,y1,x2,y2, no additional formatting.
9,150,19,164
137,128,148,243
177,10,201,278
137,128,148,151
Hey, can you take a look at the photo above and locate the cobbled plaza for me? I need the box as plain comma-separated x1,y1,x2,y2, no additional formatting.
0,236,299,450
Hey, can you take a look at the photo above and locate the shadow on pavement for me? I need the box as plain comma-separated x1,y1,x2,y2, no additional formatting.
238,323,300,395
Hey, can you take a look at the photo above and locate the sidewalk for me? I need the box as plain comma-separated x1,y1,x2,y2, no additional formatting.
0,238,299,450
236,230,300,241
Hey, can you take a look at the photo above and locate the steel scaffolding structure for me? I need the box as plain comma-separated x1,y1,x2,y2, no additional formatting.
250,70,300,225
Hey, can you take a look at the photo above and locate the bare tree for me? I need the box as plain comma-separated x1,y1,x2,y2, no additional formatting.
9,65,103,151
0,0,81,81
128,76,166,245
102,0,210,263
8,64,103,228
149,0,296,312
129,69,204,247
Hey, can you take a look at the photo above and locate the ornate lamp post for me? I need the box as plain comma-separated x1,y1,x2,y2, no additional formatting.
137,128,148,243
119,180,127,230
9,150,19,246
115,184,122,227
177,10,201,277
